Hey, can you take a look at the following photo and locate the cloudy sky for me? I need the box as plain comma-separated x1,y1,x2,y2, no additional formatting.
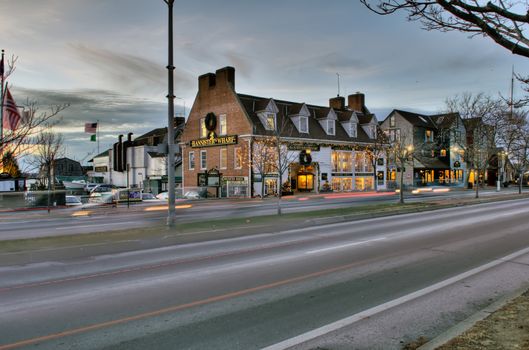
2,0,528,164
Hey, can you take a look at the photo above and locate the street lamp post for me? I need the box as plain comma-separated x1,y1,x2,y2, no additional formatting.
163,0,176,226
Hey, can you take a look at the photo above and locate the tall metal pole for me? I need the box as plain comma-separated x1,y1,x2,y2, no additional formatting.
1,49,5,151
97,119,100,155
164,0,176,226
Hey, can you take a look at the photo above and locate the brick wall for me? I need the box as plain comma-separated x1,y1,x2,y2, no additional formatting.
181,67,253,187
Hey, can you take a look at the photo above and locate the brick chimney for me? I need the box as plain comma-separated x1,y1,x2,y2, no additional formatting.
198,73,216,92
348,92,365,112
329,96,345,110
215,66,235,90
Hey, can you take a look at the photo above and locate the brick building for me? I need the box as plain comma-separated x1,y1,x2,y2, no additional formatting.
180,67,387,198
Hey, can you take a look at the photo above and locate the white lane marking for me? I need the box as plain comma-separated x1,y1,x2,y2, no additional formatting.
55,222,127,230
262,245,529,350
305,237,387,255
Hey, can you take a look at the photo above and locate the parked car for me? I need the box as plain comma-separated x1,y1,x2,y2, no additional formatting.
84,183,99,192
183,190,201,199
90,184,117,194
142,193,161,202
65,195,83,206
156,192,168,200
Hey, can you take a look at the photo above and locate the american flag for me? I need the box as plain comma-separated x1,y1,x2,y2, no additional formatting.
2,87,21,131
84,122,98,133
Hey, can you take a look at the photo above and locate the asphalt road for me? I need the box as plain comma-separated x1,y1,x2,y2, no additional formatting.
0,187,521,240
1,198,529,349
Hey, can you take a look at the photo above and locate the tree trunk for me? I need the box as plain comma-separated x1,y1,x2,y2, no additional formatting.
261,175,265,200
399,166,404,204
373,166,378,192
47,164,52,213
519,172,523,194
277,172,282,216
464,168,471,189
475,170,479,199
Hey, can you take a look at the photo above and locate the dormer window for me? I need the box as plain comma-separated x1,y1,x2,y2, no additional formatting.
299,116,308,133
256,98,279,131
370,125,377,139
350,122,357,138
265,113,276,130
327,120,335,135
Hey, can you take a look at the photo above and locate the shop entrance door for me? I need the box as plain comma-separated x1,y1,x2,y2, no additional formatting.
297,174,314,191
264,178,278,196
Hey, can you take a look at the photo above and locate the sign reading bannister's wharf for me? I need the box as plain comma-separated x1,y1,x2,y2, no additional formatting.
190,135,238,148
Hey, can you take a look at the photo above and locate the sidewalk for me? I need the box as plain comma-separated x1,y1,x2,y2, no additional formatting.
415,287,529,350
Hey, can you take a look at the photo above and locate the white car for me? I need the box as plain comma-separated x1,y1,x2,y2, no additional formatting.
156,192,168,200
65,195,83,206
184,190,201,199
142,193,161,202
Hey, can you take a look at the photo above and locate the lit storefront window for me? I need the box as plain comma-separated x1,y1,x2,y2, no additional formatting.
355,177,374,191
332,177,352,191
332,151,352,172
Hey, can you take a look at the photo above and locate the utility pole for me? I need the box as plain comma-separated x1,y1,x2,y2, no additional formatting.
1,49,5,150
163,0,176,226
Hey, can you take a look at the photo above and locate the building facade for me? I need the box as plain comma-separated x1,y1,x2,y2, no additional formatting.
380,110,467,187
88,119,184,194
180,66,387,198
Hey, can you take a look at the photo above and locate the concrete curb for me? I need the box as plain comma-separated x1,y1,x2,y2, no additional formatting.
417,284,529,350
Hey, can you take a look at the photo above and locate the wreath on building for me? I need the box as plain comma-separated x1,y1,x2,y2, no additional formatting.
204,112,217,131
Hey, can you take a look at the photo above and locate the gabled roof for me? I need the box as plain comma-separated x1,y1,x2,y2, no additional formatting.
314,108,337,120
391,109,437,128
88,149,110,162
429,112,461,129
462,117,483,130
358,113,377,125
236,93,374,143
336,110,358,123
287,103,307,116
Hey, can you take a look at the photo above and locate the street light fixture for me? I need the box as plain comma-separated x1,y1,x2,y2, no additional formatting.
163,0,176,226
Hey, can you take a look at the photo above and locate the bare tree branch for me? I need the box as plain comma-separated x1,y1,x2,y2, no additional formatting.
361,0,529,58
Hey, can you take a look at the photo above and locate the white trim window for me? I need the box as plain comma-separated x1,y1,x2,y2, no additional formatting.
219,114,227,135
234,147,242,169
350,122,357,138
200,118,207,138
188,151,195,170
425,129,434,142
265,113,276,130
327,120,335,135
220,148,227,169
200,150,207,170
299,116,309,133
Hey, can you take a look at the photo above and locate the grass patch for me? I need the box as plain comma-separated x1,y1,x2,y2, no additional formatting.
0,201,435,254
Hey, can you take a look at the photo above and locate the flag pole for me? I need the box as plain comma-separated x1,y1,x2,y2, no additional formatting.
97,119,100,155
